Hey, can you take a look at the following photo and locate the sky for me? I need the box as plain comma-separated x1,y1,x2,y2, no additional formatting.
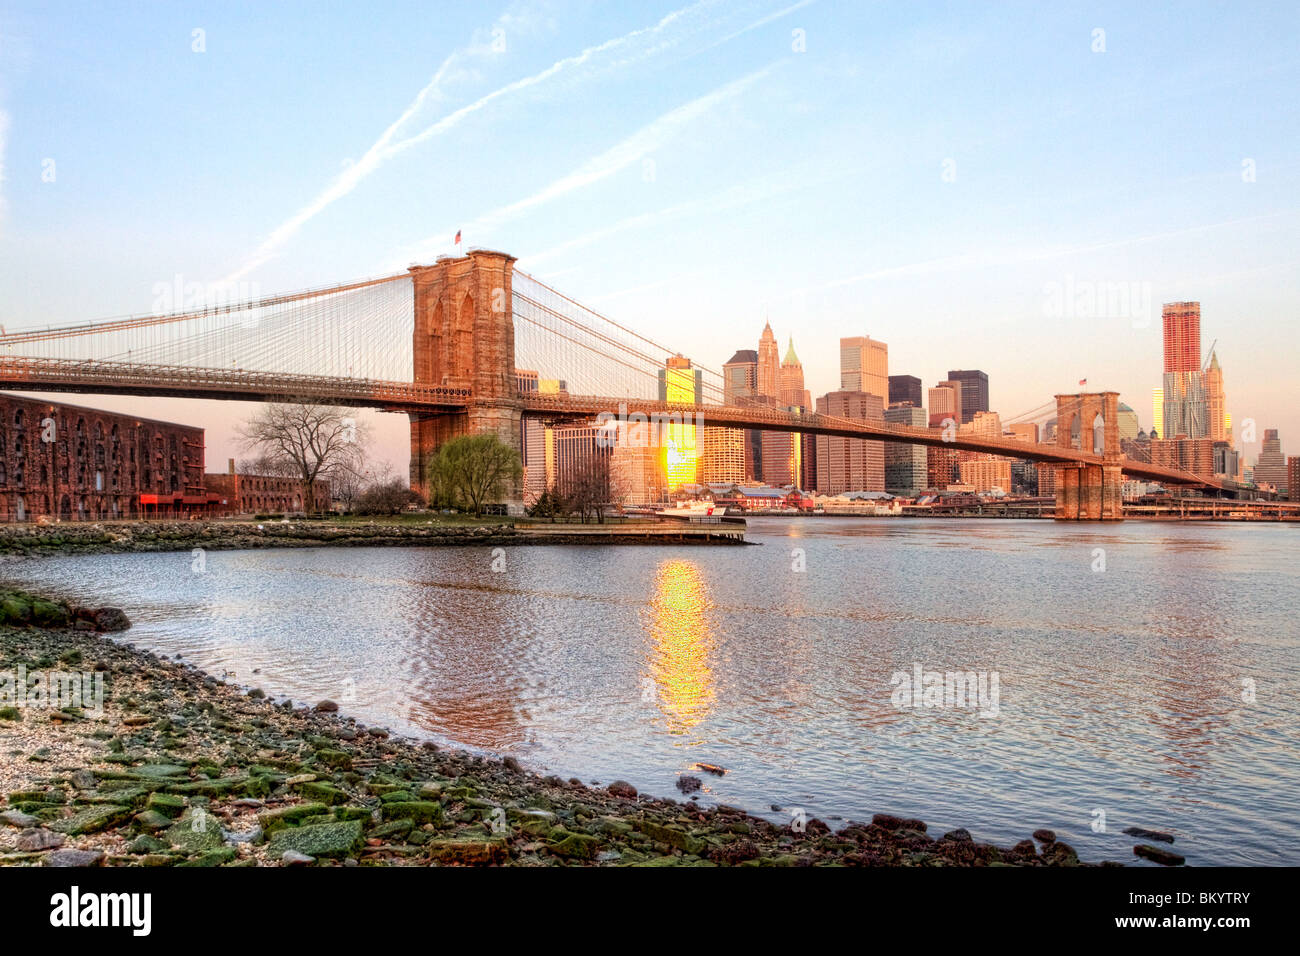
1,0,1297,473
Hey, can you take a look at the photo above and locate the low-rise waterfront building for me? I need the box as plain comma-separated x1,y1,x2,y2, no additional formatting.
0,392,210,521
205,461,330,514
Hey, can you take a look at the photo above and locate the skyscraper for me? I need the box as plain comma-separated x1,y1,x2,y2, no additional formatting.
888,374,922,408
763,338,811,488
755,323,782,484
722,349,758,404
1117,403,1139,441
1152,386,1164,439
1159,301,1207,440
553,424,612,499
779,337,811,410
723,348,760,481
757,322,780,400
840,336,888,400
1255,430,1287,494
814,391,884,493
884,404,927,495
1162,301,1201,373
928,381,962,428
698,427,746,485
1204,350,1228,443
945,370,989,424
658,355,702,491
1162,370,1206,439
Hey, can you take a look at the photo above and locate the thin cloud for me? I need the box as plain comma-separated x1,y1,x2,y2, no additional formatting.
225,0,712,281
398,63,781,266
523,166,814,267
813,211,1300,292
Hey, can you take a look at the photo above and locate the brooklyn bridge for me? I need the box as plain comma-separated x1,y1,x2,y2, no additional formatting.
0,249,1232,520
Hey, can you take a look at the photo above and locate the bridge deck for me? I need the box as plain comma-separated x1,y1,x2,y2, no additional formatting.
0,355,1222,490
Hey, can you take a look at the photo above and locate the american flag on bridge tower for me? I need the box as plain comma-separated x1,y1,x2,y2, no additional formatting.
454,230,462,246
1078,378,1088,386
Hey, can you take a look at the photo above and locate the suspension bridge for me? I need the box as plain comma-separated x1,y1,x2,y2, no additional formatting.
0,249,1231,520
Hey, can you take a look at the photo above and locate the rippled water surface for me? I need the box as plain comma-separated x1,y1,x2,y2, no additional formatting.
5,517,1297,865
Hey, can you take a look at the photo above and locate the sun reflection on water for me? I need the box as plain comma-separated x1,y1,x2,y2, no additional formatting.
643,558,715,736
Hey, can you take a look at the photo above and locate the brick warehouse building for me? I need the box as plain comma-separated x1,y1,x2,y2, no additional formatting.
205,460,329,515
0,393,212,521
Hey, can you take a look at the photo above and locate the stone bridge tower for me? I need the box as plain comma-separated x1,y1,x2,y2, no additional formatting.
1053,391,1123,520
408,250,522,503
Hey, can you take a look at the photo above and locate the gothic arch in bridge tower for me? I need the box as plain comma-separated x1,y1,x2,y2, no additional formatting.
1054,391,1122,520
425,299,444,384
455,292,475,384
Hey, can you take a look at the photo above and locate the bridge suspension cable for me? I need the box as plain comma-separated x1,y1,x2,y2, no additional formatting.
513,268,724,403
0,273,415,383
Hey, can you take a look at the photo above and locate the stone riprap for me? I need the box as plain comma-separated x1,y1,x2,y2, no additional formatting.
0,622,1131,867
0,520,744,557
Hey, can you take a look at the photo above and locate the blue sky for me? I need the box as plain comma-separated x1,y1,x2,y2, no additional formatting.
1,0,1297,471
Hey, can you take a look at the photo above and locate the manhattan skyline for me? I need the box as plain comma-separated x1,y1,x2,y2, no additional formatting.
1,0,1296,470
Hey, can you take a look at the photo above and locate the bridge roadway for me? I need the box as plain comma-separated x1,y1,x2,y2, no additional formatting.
0,356,1221,490
0,357,471,411
519,393,1226,491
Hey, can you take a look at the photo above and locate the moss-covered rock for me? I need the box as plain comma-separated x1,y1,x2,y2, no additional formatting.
50,805,132,835
547,829,602,860
146,792,186,818
127,834,169,855
177,847,238,867
333,806,373,822
370,819,414,841
132,810,174,832
381,801,444,826
0,594,33,624
298,781,349,805
257,803,330,833
425,835,508,865
266,819,363,860
635,819,705,855
315,750,353,770
30,599,72,628
163,809,225,853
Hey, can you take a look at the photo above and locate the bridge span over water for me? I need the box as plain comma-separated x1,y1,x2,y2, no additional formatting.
1,249,1231,519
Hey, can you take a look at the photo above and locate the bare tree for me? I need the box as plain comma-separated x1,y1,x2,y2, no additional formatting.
237,402,367,513
238,453,297,478
562,451,614,523
354,478,421,515
330,460,367,513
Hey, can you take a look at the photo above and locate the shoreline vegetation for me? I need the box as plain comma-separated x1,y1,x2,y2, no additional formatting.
0,518,747,559
0,594,1168,868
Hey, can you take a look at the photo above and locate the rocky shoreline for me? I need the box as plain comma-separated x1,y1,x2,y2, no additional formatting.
0,520,745,559
0,610,1158,868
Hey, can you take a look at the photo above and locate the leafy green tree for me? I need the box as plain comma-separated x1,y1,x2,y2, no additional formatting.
425,434,522,516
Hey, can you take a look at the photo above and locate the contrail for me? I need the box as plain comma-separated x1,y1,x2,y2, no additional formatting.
396,62,780,265
225,1,710,281
387,2,709,158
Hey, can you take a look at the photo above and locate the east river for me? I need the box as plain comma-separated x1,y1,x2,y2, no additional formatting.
4,516,1296,865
